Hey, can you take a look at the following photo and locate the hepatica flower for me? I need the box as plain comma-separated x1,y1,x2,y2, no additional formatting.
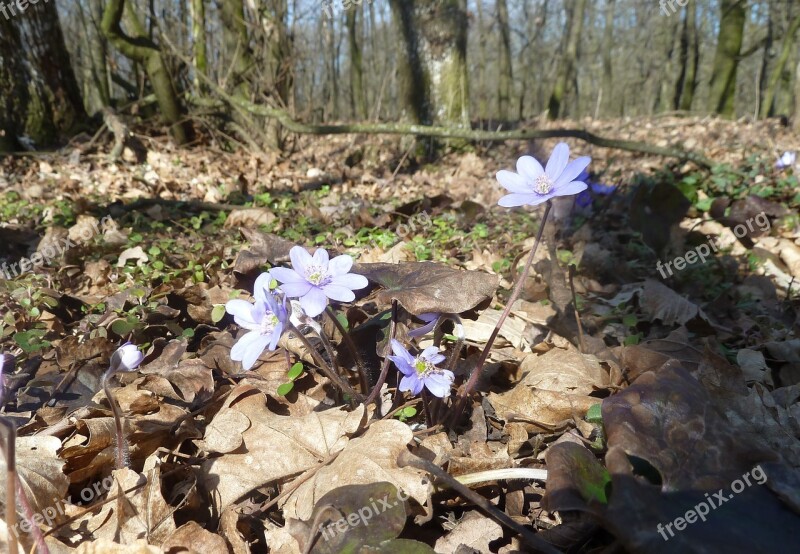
497,142,591,207
388,339,454,398
271,246,368,317
110,342,144,373
407,312,439,338
776,151,796,170
575,170,616,208
226,271,288,370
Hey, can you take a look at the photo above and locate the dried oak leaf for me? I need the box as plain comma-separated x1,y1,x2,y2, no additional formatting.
519,344,610,395
433,511,502,553
139,339,214,406
281,420,431,521
638,280,709,327
87,466,176,546
161,521,228,552
487,384,597,432
202,389,366,511
352,262,498,315
0,436,69,521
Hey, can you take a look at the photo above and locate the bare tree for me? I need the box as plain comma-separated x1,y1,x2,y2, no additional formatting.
708,0,747,116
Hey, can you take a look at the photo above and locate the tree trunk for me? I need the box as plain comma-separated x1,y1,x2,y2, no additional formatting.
496,0,513,121
346,9,367,120
708,0,747,116
760,12,800,118
548,0,586,120
0,0,86,149
676,2,699,110
219,0,253,100
600,0,615,116
475,0,487,121
101,0,190,144
190,0,208,93
794,60,800,132
389,0,432,124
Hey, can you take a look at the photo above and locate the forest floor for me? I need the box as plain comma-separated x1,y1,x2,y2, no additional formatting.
0,115,799,553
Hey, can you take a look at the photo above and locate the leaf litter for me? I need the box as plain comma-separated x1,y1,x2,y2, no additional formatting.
0,119,798,552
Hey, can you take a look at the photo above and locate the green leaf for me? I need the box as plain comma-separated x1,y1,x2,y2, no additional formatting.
111,318,138,336
287,362,304,381
211,304,227,324
14,329,49,353
182,328,195,338
336,313,350,331
277,382,294,396
622,314,638,328
586,403,603,424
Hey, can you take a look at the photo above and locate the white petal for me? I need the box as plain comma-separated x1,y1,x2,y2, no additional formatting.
554,156,591,188
545,143,570,181
516,156,544,181
496,170,530,193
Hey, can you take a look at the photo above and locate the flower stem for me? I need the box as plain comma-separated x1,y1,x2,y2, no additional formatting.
102,369,129,470
325,306,369,393
15,474,49,554
287,322,363,403
452,201,551,425
0,418,17,554
364,300,398,409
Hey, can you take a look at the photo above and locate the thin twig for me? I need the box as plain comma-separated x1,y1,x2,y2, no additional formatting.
568,265,586,353
398,452,561,554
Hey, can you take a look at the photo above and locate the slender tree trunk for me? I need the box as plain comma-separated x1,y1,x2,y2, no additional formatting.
389,0,431,124
497,0,513,121
675,2,699,110
102,0,190,144
708,0,747,116
190,0,208,93
548,0,586,120
760,12,800,118
600,0,615,116
476,0,488,121
219,0,253,100
794,60,800,132
656,17,681,113
346,9,367,120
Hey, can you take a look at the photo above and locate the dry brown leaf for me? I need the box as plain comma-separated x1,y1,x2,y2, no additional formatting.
487,386,597,431
161,521,229,553
224,208,277,228
202,391,365,511
281,420,430,521
434,511,502,553
0,436,70,518
519,344,609,395
88,466,176,546
74,540,163,553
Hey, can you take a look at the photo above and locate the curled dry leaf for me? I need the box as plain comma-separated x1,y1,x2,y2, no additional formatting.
202,389,366,511
487,385,597,432
519,344,610,395
161,521,229,553
282,420,430,521
638,279,709,326
0,436,69,521
353,262,498,315
86,466,176,546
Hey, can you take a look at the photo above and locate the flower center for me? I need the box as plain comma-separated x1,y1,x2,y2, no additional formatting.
305,265,331,286
414,358,435,376
260,313,279,335
532,174,554,195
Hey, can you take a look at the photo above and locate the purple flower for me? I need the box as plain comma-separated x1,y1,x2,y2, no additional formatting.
776,151,796,170
271,246,368,317
226,272,288,370
110,342,144,373
497,143,591,207
575,170,616,208
408,313,439,338
388,339,454,398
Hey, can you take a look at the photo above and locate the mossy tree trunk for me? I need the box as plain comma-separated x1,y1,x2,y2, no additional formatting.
760,11,800,118
190,0,208,94
101,0,190,144
0,0,86,150
708,0,747,117
347,8,367,120
548,0,586,120
676,2,699,111
600,0,616,116
496,0,513,121
390,0,469,128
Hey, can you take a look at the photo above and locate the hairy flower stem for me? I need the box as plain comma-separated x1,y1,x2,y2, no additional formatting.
364,300,398,408
15,475,49,553
0,418,17,554
102,369,130,470
325,306,369,395
287,322,363,403
452,201,552,425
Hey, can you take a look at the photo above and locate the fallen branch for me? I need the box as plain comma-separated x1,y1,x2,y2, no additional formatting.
164,32,715,168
